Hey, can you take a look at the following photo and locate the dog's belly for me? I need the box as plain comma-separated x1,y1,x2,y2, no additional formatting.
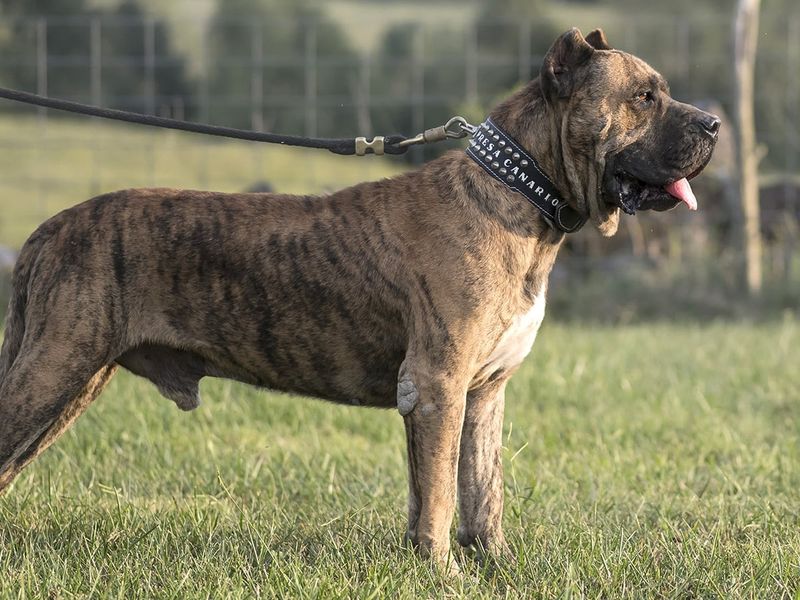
197,316,407,408
474,293,546,384
155,250,408,408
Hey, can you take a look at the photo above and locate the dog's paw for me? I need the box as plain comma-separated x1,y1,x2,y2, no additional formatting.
457,527,514,564
407,538,462,576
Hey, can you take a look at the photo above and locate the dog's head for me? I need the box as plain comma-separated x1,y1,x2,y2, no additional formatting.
536,28,719,236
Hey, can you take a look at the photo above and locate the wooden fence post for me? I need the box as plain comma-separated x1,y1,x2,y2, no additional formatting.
734,0,763,295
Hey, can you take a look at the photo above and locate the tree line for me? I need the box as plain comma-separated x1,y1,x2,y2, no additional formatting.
0,0,796,171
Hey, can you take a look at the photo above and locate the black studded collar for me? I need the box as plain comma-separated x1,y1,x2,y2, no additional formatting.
466,118,587,233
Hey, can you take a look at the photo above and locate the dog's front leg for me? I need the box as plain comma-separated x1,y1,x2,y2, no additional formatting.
456,377,512,560
399,361,467,569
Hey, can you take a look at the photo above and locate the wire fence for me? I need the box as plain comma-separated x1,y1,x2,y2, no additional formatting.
0,12,798,314
0,14,797,147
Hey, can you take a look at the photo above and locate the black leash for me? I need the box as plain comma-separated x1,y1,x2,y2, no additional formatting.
0,86,472,156
0,86,586,232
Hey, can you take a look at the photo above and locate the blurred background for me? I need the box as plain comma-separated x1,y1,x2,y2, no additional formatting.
0,0,796,321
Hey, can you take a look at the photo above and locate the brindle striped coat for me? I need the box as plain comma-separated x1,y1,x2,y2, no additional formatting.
0,28,717,570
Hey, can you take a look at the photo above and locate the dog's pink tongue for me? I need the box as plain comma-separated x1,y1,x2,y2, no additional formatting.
664,178,698,211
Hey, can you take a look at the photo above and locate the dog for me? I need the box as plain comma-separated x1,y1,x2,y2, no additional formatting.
0,28,718,569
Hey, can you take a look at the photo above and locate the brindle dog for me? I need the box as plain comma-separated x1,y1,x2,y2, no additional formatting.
0,29,718,569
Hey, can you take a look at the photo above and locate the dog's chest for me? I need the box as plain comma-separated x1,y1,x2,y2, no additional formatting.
477,293,546,380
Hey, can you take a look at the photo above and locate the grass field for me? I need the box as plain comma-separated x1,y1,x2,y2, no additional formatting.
0,115,404,249
0,321,798,598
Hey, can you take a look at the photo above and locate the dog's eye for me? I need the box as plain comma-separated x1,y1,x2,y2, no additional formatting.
635,90,654,104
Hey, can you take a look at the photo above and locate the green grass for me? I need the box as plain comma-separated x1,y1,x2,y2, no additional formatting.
0,115,404,249
1,320,798,598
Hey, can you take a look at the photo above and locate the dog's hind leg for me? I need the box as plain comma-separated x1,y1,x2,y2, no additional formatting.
0,341,115,494
0,211,123,493
0,237,39,387
0,293,25,388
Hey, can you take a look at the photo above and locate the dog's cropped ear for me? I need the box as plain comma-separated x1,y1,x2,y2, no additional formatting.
585,28,612,50
541,28,596,101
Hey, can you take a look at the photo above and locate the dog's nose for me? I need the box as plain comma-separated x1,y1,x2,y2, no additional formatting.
698,113,721,137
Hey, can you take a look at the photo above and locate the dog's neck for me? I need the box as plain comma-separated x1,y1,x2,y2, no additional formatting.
449,80,572,245
487,80,570,207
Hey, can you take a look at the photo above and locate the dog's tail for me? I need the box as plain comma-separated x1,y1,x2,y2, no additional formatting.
0,234,42,387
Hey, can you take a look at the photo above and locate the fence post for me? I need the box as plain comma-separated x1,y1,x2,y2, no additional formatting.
304,20,318,137
465,25,478,106
251,22,264,132
90,17,102,106
412,24,425,157
144,17,156,115
89,17,103,198
35,18,48,214
734,0,763,295
356,53,372,135
518,19,531,83
36,17,48,118
200,26,210,124
787,17,799,192
676,18,691,96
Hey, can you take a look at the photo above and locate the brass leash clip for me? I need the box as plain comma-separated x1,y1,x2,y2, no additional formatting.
354,116,476,155
396,116,477,149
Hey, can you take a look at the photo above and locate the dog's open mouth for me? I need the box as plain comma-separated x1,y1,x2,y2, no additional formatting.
611,164,705,215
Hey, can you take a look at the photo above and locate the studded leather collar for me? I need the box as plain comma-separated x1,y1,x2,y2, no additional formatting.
466,118,587,233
